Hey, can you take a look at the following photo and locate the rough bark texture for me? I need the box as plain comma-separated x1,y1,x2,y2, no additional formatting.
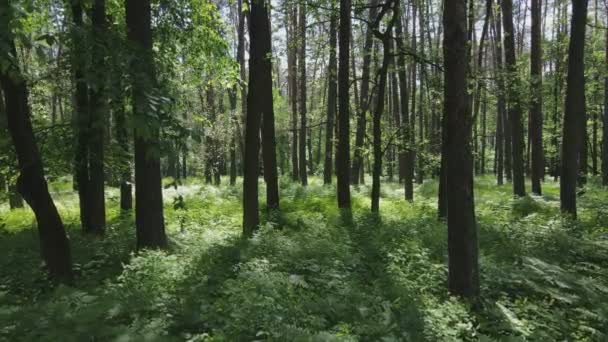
501,0,526,196
0,0,73,281
336,0,351,209
126,0,167,249
560,0,588,218
530,0,544,194
323,12,337,185
443,0,479,298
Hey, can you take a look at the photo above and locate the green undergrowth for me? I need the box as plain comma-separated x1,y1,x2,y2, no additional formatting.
0,175,607,341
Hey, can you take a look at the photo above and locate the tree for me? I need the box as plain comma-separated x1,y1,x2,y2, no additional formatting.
444,0,479,297
87,0,107,233
0,0,73,281
243,0,272,235
530,0,544,194
323,10,337,185
395,6,412,202
560,0,588,218
603,3,608,186
298,2,308,186
351,0,379,185
370,0,398,213
501,0,526,197
336,0,351,209
125,0,167,249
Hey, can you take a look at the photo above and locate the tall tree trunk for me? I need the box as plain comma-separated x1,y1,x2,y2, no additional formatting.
336,0,352,209
112,81,132,210
298,3,308,186
71,1,92,232
0,0,73,281
286,5,299,181
126,0,167,249
530,0,544,194
351,0,379,185
87,0,107,233
243,0,272,235
324,11,337,185
370,0,397,213
395,9,413,202
603,7,608,186
443,0,479,298
501,0,526,196
560,0,588,218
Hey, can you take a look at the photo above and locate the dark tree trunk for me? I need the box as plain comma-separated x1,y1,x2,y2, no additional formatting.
491,2,505,185
243,0,272,235
603,13,608,186
443,0,479,298
501,0,526,196
71,1,92,231
286,5,299,182
323,11,337,185
530,0,544,194
351,0,379,185
395,9,413,202
336,0,352,209
370,0,397,213
87,0,107,233
298,3,308,186
125,0,167,249
0,0,73,281
229,88,238,186
560,0,588,218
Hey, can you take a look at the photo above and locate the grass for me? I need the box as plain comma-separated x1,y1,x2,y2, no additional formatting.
0,174,607,341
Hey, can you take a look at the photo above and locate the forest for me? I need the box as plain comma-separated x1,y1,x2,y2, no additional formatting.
0,0,607,340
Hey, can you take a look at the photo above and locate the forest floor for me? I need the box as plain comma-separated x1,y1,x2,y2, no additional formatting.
0,175,607,341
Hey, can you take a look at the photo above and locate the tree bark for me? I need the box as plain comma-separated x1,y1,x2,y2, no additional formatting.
0,0,73,281
126,0,167,249
336,0,352,209
530,0,544,194
560,0,588,218
298,3,308,186
443,0,479,298
501,0,526,196
603,6,608,186
351,0,379,185
323,11,338,185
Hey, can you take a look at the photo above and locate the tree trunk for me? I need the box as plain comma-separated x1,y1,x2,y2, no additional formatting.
560,0,588,218
324,12,337,185
126,0,167,249
243,0,272,235
336,0,352,209
87,0,107,233
298,3,308,186
501,0,526,196
529,0,544,194
603,9,608,186
351,0,379,185
0,0,73,281
443,0,479,298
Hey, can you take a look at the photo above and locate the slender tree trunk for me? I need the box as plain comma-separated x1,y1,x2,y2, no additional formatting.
530,0,544,194
501,0,526,196
336,0,352,209
0,0,73,281
324,12,337,185
298,3,308,186
561,0,588,218
351,0,379,185
286,5,299,182
444,0,479,298
603,8,608,185
87,0,107,233
126,0,167,249
395,9,413,202
112,84,132,210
